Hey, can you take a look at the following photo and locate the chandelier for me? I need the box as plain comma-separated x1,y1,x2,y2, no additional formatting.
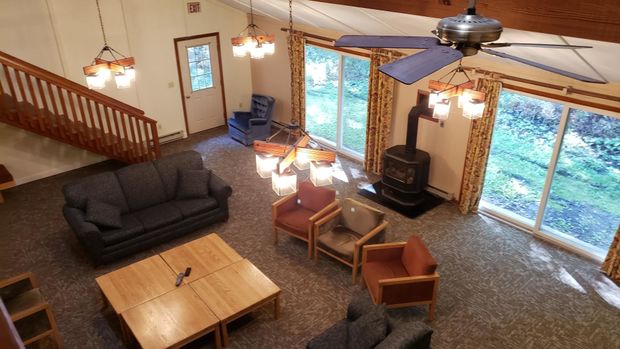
231,0,275,59
83,0,135,90
254,123,336,196
428,64,486,120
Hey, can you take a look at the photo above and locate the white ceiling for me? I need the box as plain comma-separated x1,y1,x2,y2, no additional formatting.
219,0,620,84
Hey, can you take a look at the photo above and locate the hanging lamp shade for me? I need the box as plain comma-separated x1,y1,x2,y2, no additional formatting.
310,161,333,187
272,168,297,196
231,0,275,59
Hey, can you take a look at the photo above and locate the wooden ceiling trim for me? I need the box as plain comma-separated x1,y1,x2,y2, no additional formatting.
310,0,620,43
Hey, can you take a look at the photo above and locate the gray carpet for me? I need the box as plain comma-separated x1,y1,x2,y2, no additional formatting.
1,127,619,349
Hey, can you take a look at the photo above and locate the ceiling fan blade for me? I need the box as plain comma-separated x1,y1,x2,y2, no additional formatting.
482,42,593,49
379,47,463,85
335,35,441,49
480,49,606,83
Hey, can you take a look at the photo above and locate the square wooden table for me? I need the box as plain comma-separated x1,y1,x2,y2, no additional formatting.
121,285,221,349
160,233,243,283
96,255,178,314
190,259,281,346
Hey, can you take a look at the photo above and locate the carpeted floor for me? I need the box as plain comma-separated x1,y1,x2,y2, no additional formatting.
1,127,619,349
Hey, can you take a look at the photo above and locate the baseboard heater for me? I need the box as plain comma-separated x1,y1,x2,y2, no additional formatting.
158,129,185,144
425,186,454,201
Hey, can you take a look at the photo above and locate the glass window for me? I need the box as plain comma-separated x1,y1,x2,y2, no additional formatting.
304,45,370,159
187,44,213,91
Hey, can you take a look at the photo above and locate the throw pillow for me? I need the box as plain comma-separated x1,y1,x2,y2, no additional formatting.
85,199,122,229
176,168,210,199
347,304,388,349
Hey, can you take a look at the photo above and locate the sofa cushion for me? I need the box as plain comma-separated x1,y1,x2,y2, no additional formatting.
401,235,437,277
275,206,315,238
347,304,388,349
133,203,183,231
100,214,145,246
341,199,384,236
298,181,335,213
85,199,122,229
363,260,409,302
317,226,360,262
171,197,218,218
63,172,129,213
153,151,204,200
176,169,210,199
306,320,348,349
116,162,167,211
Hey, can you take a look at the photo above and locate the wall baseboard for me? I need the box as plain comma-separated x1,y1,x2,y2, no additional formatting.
14,158,106,186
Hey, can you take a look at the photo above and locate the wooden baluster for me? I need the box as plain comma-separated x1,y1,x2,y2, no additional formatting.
35,78,52,135
75,94,89,147
46,82,64,140
116,111,130,159
66,91,84,145
127,114,139,162
150,122,161,159
105,106,120,157
55,86,76,142
24,73,45,131
0,66,6,114
86,99,101,151
95,103,109,151
135,119,146,162
142,119,153,161
13,69,31,128
101,105,114,154
3,67,23,124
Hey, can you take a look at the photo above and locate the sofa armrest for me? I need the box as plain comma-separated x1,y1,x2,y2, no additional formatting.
63,206,104,263
375,321,433,349
208,173,232,209
232,111,251,120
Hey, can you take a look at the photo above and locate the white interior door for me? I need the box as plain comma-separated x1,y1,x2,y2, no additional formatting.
176,35,225,134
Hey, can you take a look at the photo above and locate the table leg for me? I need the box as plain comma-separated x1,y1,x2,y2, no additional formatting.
274,295,280,320
119,315,131,344
214,324,222,349
221,322,229,347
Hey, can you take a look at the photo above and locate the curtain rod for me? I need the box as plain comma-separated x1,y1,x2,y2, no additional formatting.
463,66,620,103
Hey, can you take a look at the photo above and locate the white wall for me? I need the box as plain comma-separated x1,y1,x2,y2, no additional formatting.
0,0,252,184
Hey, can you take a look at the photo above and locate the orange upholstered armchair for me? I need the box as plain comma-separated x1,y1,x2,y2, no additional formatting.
361,235,439,320
272,181,338,258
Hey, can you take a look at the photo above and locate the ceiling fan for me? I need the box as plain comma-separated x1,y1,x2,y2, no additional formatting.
334,0,605,84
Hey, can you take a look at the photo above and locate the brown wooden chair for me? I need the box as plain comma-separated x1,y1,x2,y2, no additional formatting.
272,181,338,258
361,235,439,320
314,198,388,283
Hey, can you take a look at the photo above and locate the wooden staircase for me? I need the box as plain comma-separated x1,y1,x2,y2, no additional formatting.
0,50,160,163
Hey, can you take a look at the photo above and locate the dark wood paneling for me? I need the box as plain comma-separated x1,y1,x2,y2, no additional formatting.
310,0,620,43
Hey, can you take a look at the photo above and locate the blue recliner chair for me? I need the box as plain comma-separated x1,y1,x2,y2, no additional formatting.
228,94,275,146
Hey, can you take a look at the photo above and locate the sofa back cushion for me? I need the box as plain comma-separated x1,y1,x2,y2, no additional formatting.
115,162,167,211
401,235,437,276
298,181,335,213
63,172,129,213
153,151,204,200
341,199,385,236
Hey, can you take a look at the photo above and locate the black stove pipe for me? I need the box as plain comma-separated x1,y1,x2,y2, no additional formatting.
405,95,433,154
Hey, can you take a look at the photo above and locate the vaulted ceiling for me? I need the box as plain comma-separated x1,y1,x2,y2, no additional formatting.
220,0,620,84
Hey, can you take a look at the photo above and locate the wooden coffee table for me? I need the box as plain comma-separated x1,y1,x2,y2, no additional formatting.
160,233,243,283
121,285,221,349
190,259,281,346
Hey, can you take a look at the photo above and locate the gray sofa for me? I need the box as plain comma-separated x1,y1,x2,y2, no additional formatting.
62,151,232,265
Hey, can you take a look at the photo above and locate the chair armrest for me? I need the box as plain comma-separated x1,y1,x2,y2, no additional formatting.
314,207,342,229
232,111,251,120
362,242,406,265
272,193,298,219
309,199,340,223
378,272,440,286
356,220,389,247
249,118,268,126
0,272,37,289
209,173,233,208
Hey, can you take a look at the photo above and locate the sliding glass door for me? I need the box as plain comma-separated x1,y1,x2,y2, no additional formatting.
304,45,370,159
481,89,620,259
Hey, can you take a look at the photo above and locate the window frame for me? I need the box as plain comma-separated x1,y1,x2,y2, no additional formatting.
186,43,214,92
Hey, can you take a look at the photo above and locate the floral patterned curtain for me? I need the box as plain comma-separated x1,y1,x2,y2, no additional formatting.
364,48,401,174
458,78,503,214
288,32,306,130
602,225,620,282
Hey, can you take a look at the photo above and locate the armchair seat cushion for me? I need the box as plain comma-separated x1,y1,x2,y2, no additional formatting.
363,260,408,301
275,207,315,238
133,203,183,231
228,117,250,132
171,197,218,218
101,214,145,246
317,226,360,262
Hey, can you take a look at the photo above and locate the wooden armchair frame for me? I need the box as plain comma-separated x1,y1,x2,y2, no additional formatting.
361,243,440,321
314,208,389,283
272,193,339,258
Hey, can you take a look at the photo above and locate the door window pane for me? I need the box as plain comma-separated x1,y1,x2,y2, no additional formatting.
341,56,370,155
542,109,620,251
481,90,563,222
187,44,213,91
305,45,339,144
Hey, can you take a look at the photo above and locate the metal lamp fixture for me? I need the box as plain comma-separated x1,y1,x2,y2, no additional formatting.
83,0,135,90
427,64,486,120
231,0,275,59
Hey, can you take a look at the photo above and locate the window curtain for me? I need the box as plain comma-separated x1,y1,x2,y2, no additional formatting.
288,32,306,130
458,78,503,214
602,225,620,282
364,48,401,174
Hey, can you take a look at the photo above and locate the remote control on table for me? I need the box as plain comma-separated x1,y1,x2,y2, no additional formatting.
174,267,192,287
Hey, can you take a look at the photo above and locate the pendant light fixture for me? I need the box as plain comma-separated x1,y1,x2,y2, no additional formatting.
83,0,135,90
231,0,275,59
427,64,487,121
